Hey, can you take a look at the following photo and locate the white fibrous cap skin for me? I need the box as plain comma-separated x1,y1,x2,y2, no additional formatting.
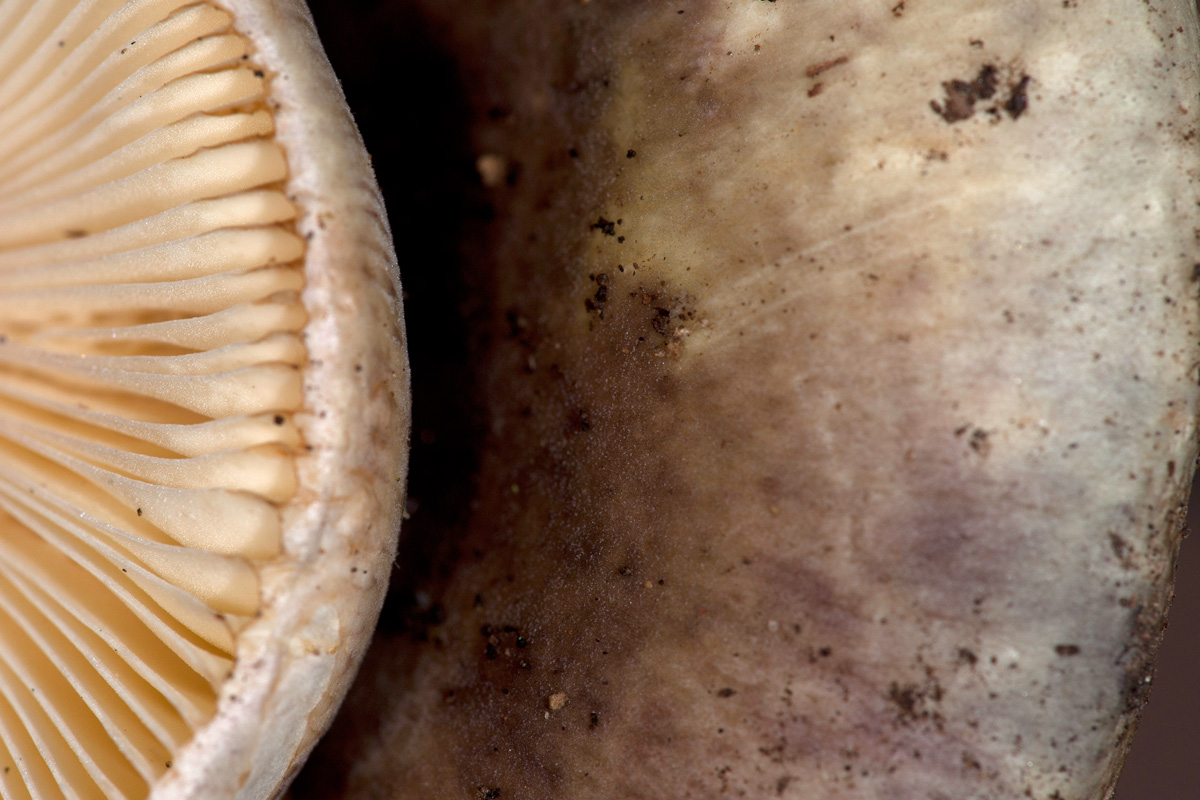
0,2,409,799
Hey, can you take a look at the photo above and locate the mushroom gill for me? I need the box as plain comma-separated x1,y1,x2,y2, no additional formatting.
0,1,307,797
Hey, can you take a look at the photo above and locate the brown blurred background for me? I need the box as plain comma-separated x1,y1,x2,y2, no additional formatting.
301,2,1200,796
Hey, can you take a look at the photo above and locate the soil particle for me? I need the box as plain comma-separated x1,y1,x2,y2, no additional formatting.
954,425,991,457
591,216,617,236
1004,75,1032,119
805,55,849,78
887,677,945,726
1109,532,1135,569
889,683,921,718
476,153,507,187
931,64,999,122
586,273,610,317
931,64,1031,124
651,307,673,335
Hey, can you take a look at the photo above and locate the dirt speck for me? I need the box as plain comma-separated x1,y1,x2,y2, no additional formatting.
586,273,610,317
476,154,507,187
591,216,617,236
968,429,991,457
805,55,849,78
931,64,998,122
887,678,945,726
1004,75,1032,119
931,64,1031,124
1110,532,1135,569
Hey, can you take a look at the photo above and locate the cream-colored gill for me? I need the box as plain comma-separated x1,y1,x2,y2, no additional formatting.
0,227,301,288
30,301,308,351
0,268,304,330
0,141,289,247
0,192,298,269
0,381,303,455
0,575,174,782
0,1,309,797
0,55,265,191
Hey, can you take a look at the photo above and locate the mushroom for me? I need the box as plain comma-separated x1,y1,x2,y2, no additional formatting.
0,1,407,799
299,2,1200,799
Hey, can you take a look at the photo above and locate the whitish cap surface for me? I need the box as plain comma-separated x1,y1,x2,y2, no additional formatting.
0,1,409,798
297,2,1200,799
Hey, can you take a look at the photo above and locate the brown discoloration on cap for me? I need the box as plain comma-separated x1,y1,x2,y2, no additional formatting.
300,1,1200,799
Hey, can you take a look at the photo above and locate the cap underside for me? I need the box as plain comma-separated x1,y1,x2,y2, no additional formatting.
0,1,308,797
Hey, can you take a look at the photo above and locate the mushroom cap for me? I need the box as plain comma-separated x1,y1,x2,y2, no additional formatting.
0,1,408,798
153,2,409,797
297,1,1200,799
